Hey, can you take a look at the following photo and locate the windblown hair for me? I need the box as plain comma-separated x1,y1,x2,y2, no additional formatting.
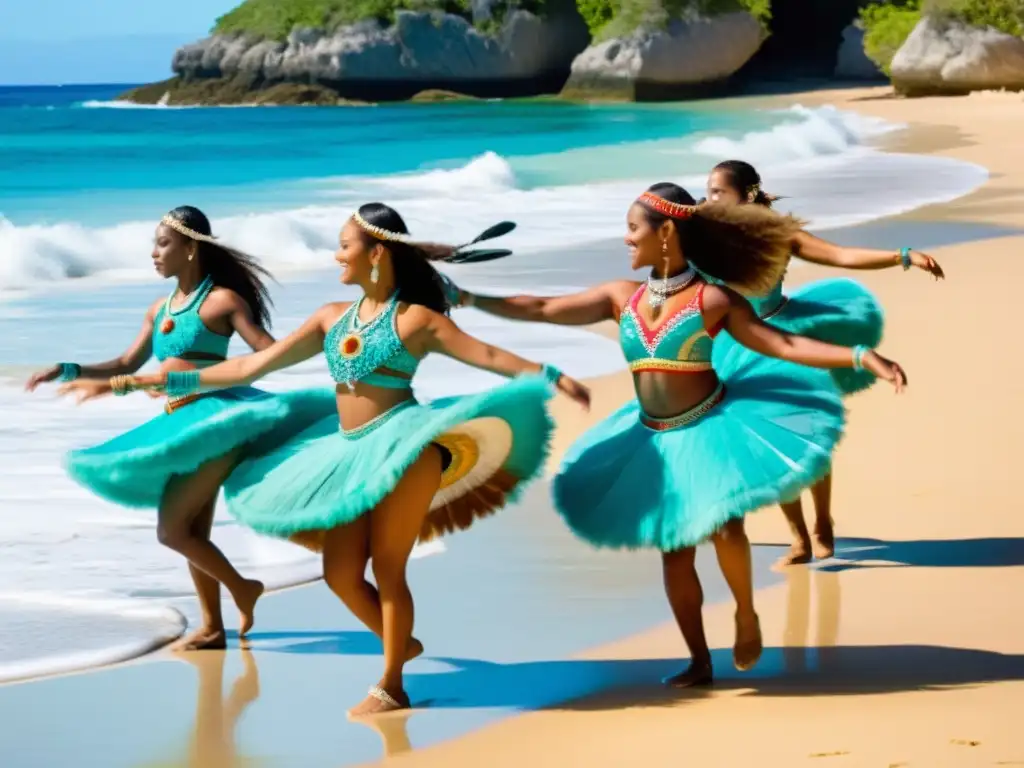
713,160,775,207
354,202,456,314
163,206,274,329
640,182,802,295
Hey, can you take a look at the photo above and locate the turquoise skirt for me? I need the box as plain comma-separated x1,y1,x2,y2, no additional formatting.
64,387,338,509
552,347,845,552
720,277,885,395
223,375,555,548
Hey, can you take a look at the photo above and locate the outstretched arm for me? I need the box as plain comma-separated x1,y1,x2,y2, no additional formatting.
459,280,637,326
411,307,590,409
792,231,944,278
706,286,907,391
26,301,157,391
60,304,340,402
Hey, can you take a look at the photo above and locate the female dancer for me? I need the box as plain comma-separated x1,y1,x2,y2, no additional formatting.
29,206,335,650
707,159,942,565
451,183,907,686
62,203,590,715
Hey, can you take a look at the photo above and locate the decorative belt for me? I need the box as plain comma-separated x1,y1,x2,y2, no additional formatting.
640,383,726,432
165,393,204,414
340,399,416,440
760,296,789,321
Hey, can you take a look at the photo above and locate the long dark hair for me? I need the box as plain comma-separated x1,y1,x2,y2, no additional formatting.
640,183,799,295
164,206,274,329
712,160,775,207
355,203,455,315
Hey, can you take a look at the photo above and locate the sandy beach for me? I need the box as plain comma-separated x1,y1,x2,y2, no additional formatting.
2,85,1023,767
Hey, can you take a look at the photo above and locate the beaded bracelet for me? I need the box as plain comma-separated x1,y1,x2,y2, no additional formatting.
110,375,137,397
852,345,869,372
57,363,82,382
540,363,563,386
899,247,912,271
165,370,202,398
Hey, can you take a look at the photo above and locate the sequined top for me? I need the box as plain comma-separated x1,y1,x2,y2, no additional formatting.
324,295,419,389
153,276,231,362
619,284,722,375
749,280,788,319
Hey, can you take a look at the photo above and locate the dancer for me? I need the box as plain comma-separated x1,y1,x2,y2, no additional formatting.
30,206,335,650
706,159,942,565
61,202,590,715
451,183,906,686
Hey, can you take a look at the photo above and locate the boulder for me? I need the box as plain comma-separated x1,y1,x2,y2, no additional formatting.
833,23,884,80
891,15,1024,96
166,6,590,102
560,11,765,101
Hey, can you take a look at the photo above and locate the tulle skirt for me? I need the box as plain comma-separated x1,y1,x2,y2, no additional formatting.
64,387,338,509
719,277,885,395
223,375,555,548
552,346,845,552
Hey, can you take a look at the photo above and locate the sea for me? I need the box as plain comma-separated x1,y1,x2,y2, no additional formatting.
0,82,988,684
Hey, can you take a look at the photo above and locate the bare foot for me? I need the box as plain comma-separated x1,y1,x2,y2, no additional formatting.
774,538,813,570
662,660,713,689
234,579,264,637
812,519,835,560
733,612,762,672
172,626,227,651
407,637,424,662
348,685,411,718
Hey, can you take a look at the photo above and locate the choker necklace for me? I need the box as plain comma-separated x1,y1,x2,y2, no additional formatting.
647,266,696,309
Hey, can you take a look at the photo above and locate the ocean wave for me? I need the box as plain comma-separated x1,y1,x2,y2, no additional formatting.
0,106,988,295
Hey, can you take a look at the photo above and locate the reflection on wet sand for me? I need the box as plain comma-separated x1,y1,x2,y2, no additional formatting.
348,709,415,759
782,566,842,674
142,648,261,768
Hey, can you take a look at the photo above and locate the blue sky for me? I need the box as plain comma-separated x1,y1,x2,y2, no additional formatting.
0,0,240,84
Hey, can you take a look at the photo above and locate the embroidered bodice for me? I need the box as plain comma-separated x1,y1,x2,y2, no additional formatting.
153,276,231,362
619,284,721,374
324,295,419,390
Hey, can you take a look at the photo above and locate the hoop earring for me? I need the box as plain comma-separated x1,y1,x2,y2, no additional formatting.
370,264,379,284
188,250,195,262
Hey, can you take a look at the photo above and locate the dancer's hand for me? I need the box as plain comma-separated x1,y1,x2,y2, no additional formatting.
25,365,61,392
910,250,944,279
863,351,907,393
556,374,591,411
57,378,113,404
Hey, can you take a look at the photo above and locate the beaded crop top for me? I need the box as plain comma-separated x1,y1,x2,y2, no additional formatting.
324,295,419,390
153,276,231,363
619,284,722,374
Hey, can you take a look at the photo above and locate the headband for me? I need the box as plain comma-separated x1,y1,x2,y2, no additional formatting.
637,191,698,220
352,211,413,244
161,214,218,243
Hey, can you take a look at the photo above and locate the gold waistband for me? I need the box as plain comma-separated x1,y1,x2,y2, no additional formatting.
639,383,726,431
629,358,713,374
164,393,204,414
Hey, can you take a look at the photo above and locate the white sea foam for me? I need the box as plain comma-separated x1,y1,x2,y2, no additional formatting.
0,106,988,296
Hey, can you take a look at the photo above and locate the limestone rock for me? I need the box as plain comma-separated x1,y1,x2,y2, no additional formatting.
891,15,1024,96
560,12,765,101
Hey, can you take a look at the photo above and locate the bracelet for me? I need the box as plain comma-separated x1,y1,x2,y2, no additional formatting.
165,370,202,398
109,375,138,396
540,363,563,385
899,247,912,271
852,345,869,371
57,363,82,382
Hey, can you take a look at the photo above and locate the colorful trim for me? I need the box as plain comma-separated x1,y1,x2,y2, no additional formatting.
629,359,713,374
340,400,416,440
164,393,205,414
624,285,704,355
639,383,726,431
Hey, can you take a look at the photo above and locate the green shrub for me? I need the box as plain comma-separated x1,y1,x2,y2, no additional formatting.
859,0,921,75
926,0,1024,36
588,0,770,41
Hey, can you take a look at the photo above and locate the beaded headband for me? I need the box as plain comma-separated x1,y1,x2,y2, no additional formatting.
160,214,218,243
352,211,413,244
637,191,698,220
